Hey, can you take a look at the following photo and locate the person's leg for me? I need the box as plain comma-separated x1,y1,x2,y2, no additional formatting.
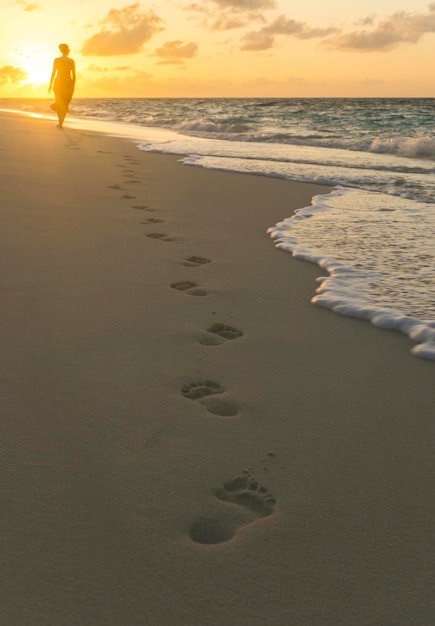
57,104,67,128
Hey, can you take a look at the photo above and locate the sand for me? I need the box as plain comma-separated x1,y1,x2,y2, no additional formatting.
1,112,433,625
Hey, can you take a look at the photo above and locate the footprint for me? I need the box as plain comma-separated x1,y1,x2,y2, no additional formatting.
123,156,140,164
216,475,276,517
121,194,137,200
188,474,276,545
181,380,224,400
181,256,211,267
199,323,244,346
132,205,156,212
188,518,235,545
181,380,238,417
141,218,164,224
171,281,207,296
107,184,123,190
147,233,175,242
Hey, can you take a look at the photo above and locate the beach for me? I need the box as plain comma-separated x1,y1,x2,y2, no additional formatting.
1,111,434,624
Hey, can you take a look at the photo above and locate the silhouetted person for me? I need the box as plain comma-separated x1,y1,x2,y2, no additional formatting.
48,44,76,128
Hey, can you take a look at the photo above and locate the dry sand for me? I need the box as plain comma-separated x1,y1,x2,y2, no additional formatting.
1,112,434,625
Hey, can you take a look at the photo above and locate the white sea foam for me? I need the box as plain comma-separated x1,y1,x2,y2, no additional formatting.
174,118,248,134
138,140,435,203
268,188,435,360
369,135,435,160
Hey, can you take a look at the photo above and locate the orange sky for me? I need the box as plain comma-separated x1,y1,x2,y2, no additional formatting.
1,0,434,98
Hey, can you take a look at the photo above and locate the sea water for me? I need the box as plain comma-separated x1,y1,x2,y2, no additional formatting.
2,98,434,359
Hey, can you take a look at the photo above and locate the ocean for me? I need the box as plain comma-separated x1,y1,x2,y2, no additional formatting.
1,97,434,360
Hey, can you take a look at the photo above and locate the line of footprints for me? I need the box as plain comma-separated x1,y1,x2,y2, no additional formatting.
107,153,277,544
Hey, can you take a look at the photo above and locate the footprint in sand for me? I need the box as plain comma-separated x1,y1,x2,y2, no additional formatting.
141,218,164,224
123,156,140,164
132,205,156,212
121,193,137,200
146,233,175,242
171,281,207,297
199,323,244,346
188,474,276,545
107,184,124,190
181,380,238,417
181,256,211,267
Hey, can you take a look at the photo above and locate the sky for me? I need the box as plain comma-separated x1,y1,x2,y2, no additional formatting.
0,0,434,98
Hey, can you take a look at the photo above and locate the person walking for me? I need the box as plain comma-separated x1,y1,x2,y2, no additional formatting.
49,44,76,128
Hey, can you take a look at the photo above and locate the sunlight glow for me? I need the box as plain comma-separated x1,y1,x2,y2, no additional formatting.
13,44,50,85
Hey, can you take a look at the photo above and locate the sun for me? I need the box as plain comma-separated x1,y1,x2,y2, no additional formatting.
14,44,51,85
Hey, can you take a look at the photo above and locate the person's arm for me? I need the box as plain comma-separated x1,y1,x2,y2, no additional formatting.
71,60,76,95
48,60,57,93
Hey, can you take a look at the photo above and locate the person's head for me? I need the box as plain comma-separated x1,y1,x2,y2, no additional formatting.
59,43,70,56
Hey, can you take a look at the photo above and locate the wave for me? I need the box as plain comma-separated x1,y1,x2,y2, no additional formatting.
169,122,435,161
153,122,435,162
173,117,249,134
267,189,435,361
179,145,435,175
369,136,435,159
2,98,434,162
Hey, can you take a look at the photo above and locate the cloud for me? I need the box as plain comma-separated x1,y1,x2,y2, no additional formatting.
263,15,338,38
86,64,130,72
261,15,306,35
355,15,376,27
183,3,207,12
86,64,108,72
81,3,163,56
0,65,27,84
14,0,42,11
210,0,275,9
209,11,266,30
324,4,435,51
210,16,247,30
183,0,268,31
296,26,339,40
240,30,274,50
241,15,339,50
152,40,198,65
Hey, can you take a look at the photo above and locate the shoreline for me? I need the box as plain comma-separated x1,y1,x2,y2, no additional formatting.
5,105,434,361
1,111,433,625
